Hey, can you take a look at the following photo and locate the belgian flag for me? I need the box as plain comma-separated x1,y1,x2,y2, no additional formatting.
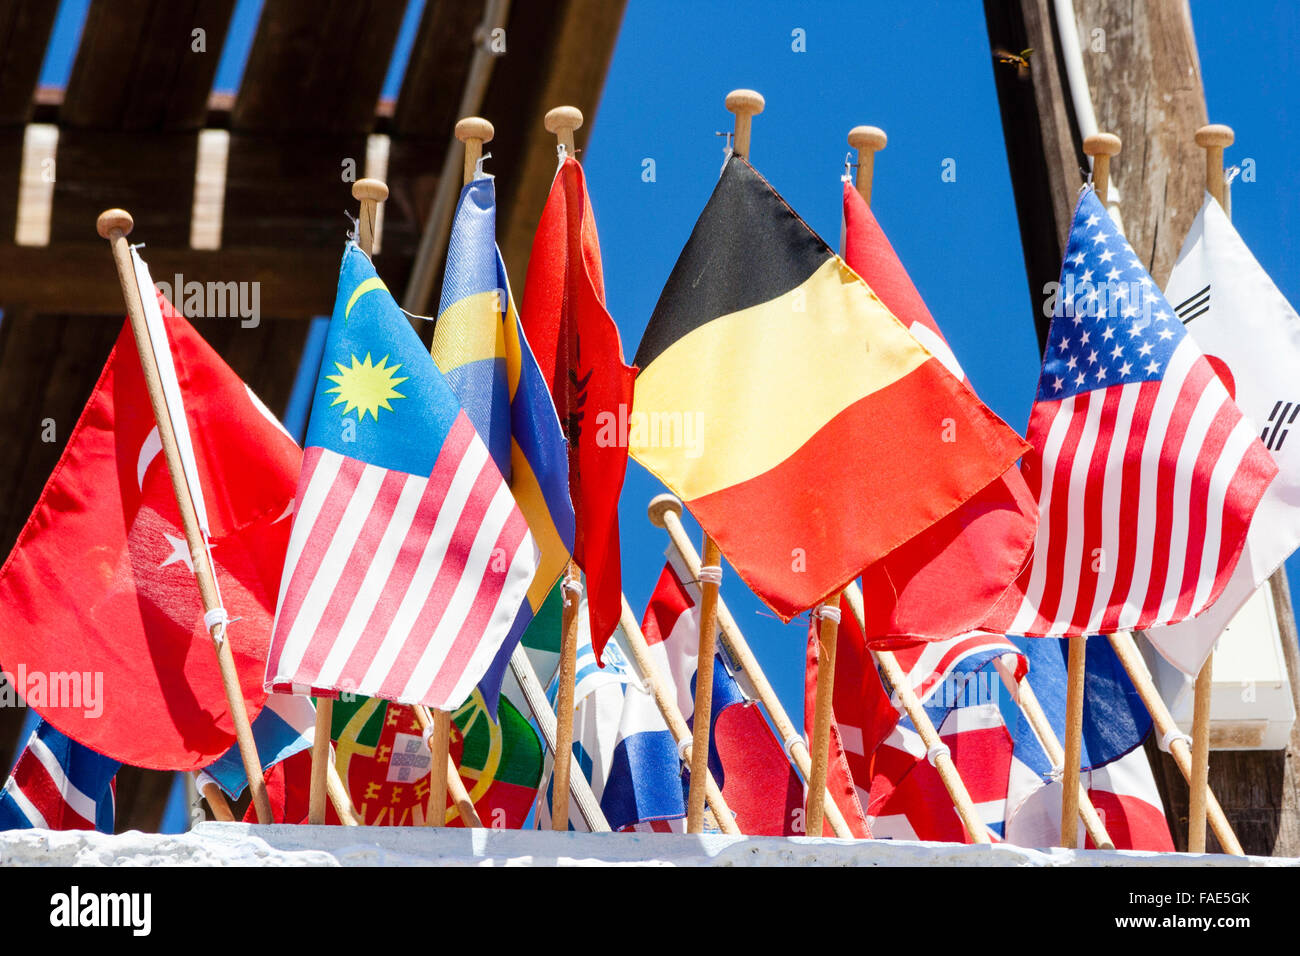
631,156,1030,620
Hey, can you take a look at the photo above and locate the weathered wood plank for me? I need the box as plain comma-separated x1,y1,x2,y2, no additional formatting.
391,0,485,140
0,0,60,126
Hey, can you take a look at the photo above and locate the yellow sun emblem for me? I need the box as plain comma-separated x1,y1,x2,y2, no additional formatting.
325,352,409,421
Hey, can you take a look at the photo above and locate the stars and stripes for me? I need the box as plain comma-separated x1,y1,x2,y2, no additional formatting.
992,188,1276,637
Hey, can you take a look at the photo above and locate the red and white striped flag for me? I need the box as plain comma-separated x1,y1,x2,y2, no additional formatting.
987,188,1276,637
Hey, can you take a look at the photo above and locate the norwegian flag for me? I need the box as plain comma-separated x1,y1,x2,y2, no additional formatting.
0,720,118,832
989,188,1276,636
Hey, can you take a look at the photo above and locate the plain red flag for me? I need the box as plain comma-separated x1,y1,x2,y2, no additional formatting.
842,182,1038,642
521,157,636,661
0,299,299,769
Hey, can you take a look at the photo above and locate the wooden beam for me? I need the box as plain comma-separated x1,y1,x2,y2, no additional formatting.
0,0,60,126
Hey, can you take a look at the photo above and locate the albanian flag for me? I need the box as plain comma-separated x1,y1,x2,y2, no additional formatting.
632,156,1030,620
521,157,636,662
0,300,298,769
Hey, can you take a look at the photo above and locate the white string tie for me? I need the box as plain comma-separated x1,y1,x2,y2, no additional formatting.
782,736,804,761
677,736,692,762
1047,764,1065,783
562,577,582,607
422,723,435,747
697,565,723,586
204,607,229,645
815,604,841,624
1159,728,1193,753
926,742,951,766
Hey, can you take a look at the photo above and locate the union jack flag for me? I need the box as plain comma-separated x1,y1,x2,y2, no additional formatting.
989,188,1276,636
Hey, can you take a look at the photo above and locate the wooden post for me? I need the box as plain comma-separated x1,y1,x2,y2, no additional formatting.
96,208,272,826
844,584,992,844
413,704,483,827
724,89,764,160
456,116,494,186
847,126,887,205
201,779,236,822
353,178,388,258
551,561,581,830
619,596,739,834
1083,132,1122,206
648,495,853,838
1108,631,1243,855
805,598,841,837
544,106,582,156
686,536,723,834
1058,633,1087,848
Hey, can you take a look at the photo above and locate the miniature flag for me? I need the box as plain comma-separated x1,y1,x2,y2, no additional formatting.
536,602,684,832
988,188,1277,636
842,182,1038,640
433,176,575,711
643,556,803,835
521,156,636,662
198,693,317,799
1143,194,1300,675
1003,636,1173,850
0,287,298,769
265,244,540,710
0,719,118,832
632,156,1029,620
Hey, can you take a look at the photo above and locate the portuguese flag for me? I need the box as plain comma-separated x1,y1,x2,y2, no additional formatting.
631,156,1030,620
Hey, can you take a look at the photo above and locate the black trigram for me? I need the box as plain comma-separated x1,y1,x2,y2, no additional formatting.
1262,401,1300,452
1175,283,1210,325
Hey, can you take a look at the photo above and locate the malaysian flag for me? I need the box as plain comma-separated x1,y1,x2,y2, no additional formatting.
989,188,1276,636
265,244,540,711
0,719,118,832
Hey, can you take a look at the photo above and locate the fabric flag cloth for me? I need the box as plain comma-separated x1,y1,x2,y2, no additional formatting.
632,155,1029,621
536,599,685,832
642,556,804,835
842,182,1038,642
265,244,540,711
432,175,575,711
0,289,298,769
854,630,1025,842
1004,636,1173,850
0,719,118,832
521,156,635,662
987,187,1277,637
198,693,317,799
1143,194,1300,675
247,690,542,827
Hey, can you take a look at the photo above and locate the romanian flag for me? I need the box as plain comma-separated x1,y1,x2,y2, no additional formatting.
432,176,575,712
632,156,1030,620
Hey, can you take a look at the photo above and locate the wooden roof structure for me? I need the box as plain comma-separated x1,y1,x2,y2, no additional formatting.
0,0,625,829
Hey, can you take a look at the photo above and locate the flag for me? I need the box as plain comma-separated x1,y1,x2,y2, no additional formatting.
989,187,1277,636
521,156,636,661
1003,636,1173,850
643,557,803,835
631,155,1029,621
842,181,1038,641
536,601,685,832
0,720,118,832
0,282,298,769
857,630,1025,842
248,691,543,827
199,693,317,799
1143,194,1300,675
433,175,575,711
265,243,540,710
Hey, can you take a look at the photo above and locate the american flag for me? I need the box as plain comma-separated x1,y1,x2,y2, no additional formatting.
992,188,1276,637
0,720,118,832
265,245,539,711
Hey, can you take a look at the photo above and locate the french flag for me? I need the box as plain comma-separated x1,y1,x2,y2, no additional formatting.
641,556,803,835
0,720,118,832
198,693,318,799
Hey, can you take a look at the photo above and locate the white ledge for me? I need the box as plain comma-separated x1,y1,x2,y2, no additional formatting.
0,824,1295,867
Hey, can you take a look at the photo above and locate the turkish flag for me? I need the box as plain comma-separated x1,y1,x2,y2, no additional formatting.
0,298,300,769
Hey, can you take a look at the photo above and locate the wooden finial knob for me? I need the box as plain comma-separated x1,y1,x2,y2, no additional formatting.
96,208,134,239
848,125,887,153
647,494,684,528
725,89,765,118
1082,132,1122,157
455,117,495,144
544,106,584,136
1195,124,1234,149
352,178,389,202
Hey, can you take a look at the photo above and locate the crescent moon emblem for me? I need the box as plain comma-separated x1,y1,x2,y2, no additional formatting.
137,427,162,490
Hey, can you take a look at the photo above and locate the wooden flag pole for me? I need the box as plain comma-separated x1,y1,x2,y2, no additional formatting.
648,495,854,838
413,704,484,827
725,89,764,160
1084,132,1122,206
686,535,722,834
849,125,1111,848
619,596,739,834
544,104,585,831
805,597,842,837
201,779,236,822
96,208,273,826
457,116,494,185
843,584,992,844
1107,632,1244,854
